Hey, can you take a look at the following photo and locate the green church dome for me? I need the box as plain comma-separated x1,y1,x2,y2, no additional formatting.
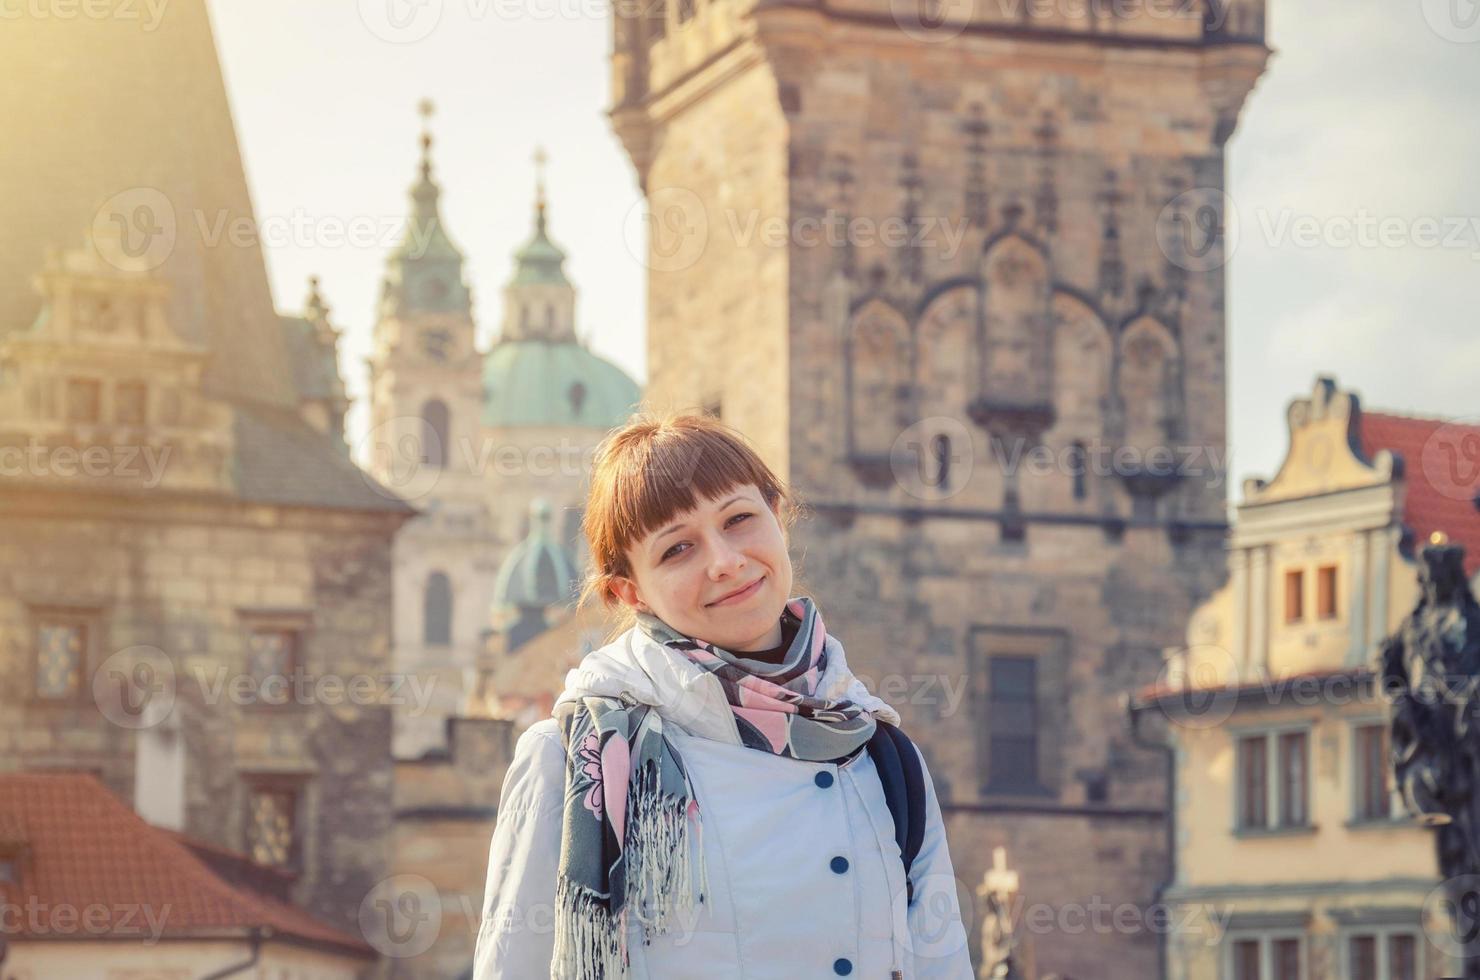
481,341,641,428
493,498,579,609
480,148,642,429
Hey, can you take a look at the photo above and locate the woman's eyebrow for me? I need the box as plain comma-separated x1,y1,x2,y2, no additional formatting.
652,494,748,543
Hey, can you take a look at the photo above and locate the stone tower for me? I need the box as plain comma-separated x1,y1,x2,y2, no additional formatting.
611,0,1270,973
367,102,494,758
368,100,484,492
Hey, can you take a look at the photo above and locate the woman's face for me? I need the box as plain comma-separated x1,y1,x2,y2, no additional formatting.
611,483,793,652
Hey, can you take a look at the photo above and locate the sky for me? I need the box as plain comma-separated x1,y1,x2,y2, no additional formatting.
208,0,1480,513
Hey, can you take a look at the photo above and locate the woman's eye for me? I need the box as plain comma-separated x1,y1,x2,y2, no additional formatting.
659,513,752,563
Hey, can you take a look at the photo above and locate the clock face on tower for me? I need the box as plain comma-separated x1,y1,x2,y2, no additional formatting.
420,327,453,363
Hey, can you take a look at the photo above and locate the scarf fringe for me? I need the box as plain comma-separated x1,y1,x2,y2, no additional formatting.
554,758,709,980
553,876,628,980
624,758,710,933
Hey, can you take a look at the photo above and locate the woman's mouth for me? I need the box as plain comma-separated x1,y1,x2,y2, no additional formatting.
708,575,765,607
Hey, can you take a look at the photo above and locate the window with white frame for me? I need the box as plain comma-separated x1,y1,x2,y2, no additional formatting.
1227,932,1304,980
1235,726,1311,831
1343,926,1420,980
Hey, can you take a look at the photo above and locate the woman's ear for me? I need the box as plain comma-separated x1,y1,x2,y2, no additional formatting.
608,575,648,613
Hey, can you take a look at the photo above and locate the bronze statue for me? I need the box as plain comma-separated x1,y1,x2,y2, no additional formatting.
977,847,1027,980
1380,537,1480,977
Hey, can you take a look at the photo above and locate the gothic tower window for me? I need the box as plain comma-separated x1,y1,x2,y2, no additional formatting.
420,398,450,469
1070,441,1088,500
424,571,453,647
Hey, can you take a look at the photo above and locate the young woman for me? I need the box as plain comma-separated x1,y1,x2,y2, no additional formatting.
472,412,973,979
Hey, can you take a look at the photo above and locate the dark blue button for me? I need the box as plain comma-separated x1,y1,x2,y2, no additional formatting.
830,856,849,874
833,958,852,975
814,770,834,788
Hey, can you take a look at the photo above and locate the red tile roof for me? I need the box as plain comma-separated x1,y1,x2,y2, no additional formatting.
0,772,373,958
1360,411,1480,577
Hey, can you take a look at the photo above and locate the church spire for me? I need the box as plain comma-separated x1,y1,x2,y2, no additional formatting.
534,144,549,236
379,98,471,319
509,145,570,290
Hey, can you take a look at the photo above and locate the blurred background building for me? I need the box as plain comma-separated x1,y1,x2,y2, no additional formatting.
6,0,1479,978
1131,377,1480,980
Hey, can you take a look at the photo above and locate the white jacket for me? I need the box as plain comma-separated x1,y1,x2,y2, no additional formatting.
471,712,976,979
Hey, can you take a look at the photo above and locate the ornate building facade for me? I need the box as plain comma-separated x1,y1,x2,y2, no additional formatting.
610,0,1270,973
1131,376,1479,980
0,2,414,967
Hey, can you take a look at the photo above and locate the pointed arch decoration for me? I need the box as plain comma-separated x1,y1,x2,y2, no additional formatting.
1113,315,1184,499
967,233,1056,449
844,297,911,487
1050,291,1112,442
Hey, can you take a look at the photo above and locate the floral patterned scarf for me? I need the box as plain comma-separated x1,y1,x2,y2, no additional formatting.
548,595,897,979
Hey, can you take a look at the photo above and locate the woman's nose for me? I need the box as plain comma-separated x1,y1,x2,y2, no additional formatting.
704,532,746,575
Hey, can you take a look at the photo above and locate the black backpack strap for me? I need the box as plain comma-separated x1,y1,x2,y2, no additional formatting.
864,719,928,906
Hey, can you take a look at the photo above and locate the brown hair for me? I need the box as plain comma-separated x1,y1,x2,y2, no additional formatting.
578,410,809,640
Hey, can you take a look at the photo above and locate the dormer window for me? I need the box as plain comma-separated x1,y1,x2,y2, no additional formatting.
116,381,147,426
66,378,101,424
